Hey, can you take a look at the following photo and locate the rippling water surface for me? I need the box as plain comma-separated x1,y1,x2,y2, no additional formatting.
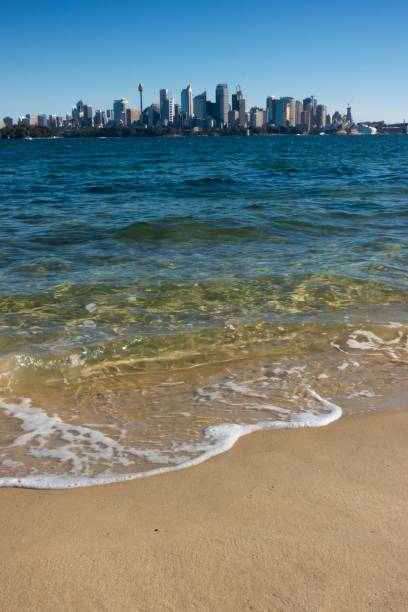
0,136,407,487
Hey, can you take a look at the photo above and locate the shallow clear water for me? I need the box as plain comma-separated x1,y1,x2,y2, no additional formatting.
0,136,407,487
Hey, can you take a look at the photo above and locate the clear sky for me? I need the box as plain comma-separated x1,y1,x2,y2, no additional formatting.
1,0,407,123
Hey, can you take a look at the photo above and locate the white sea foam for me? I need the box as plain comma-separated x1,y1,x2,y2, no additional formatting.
224,381,267,399
348,390,377,398
0,389,342,490
347,329,403,350
69,354,86,367
0,398,176,478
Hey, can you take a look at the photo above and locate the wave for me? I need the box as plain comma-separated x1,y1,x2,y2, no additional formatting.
0,389,342,489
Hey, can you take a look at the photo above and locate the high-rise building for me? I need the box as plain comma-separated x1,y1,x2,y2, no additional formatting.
126,108,141,126
206,101,217,121
22,114,39,127
275,98,295,127
266,97,277,124
144,103,160,127
159,89,174,124
164,98,175,124
315,105,327,129
181,84,193,118
113,99,129,125
300,110,312,131
215,84,229,126
82,105,93,127
193,91,207,119
295,100,303,126
250,107,265,129
286,98,296,126
94,110,105,128
38,114,48,128
173,104,180,127
3,116,13,128
228,109,239,128
303,96,317,125
232,88,246,127
160,89,169,118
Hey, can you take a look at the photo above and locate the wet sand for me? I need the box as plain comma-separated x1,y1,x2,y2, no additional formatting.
1,409,407,612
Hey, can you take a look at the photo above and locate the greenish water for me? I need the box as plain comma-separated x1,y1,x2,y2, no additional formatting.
0,136,407,487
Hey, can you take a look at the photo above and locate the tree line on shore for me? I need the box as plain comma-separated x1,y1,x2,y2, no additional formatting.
0,124,309,139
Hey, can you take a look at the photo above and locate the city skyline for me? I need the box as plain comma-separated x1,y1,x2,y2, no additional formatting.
2,79,407,126
1,0,407,123
4,80,406,135
3,83,362,134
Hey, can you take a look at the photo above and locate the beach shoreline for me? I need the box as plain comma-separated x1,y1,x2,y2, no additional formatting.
1,406,407,612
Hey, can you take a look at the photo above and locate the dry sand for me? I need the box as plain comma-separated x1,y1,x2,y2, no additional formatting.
1,410,407,612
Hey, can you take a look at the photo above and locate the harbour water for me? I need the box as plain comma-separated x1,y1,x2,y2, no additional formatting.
0,135,407,487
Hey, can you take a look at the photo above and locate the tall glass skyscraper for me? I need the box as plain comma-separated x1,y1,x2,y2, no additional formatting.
215,84,229,126
193,91,207,119
181,85,193,118
160,89,174,124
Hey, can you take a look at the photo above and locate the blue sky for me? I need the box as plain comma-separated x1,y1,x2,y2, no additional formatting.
1,0,407,123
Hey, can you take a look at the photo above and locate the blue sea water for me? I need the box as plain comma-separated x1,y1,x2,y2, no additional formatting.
0,135,407,487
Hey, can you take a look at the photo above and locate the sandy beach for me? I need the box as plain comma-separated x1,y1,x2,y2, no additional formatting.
0,409,407,612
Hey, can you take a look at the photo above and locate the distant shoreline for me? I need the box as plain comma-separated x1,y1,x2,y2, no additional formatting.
1,124,407,140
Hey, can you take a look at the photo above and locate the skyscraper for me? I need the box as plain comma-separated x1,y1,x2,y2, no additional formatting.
228,109,239,128
38,114,48,127
232,87,246,127
215,84,229,126
300,110,312,132
315,105,327,129
266,96,277,124
82,105,93,127
113,99,129,125
126,108,141,126
160,89,169,119
275,97,295,127
303,96,317,125
165,96,174,124
160,89,174,124
94,110,105,128
193,91,207,119
295,100,303,126
181,84,193,118
23,114,39,127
